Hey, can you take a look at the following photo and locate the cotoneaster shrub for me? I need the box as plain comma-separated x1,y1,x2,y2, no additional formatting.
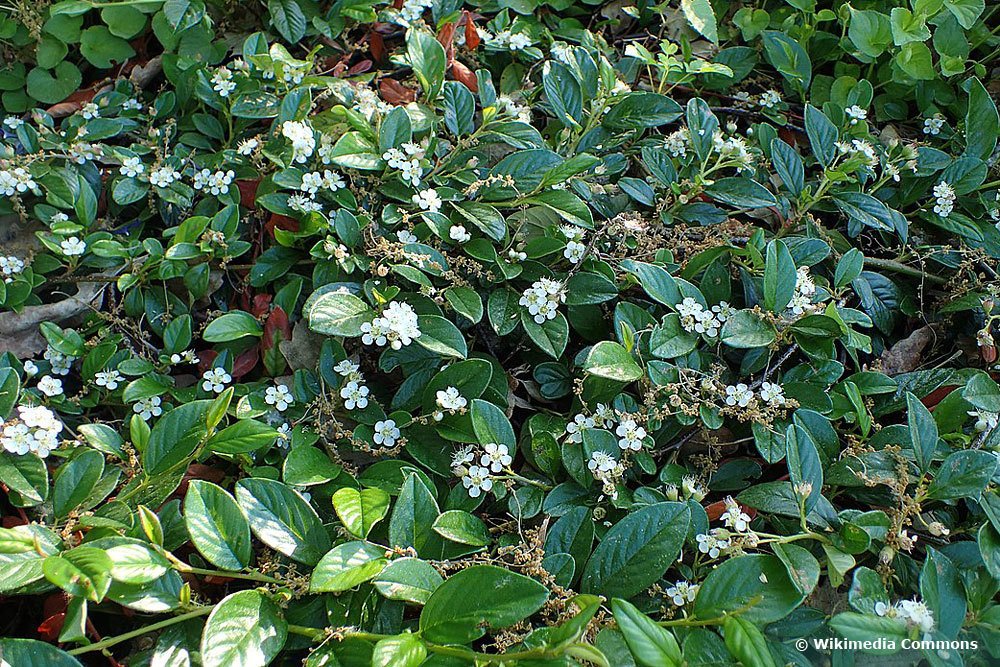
0,0,999,666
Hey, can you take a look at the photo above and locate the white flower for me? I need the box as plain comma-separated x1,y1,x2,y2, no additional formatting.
289,194,323,213
551,42,574,65
449,225,471,243
787,266,819,316
932,180,955,218
276,423,292,448
565,413,595,443
891,599,936,634
922,114,945,136
0,168,35,196
588,450,617,473
373,419,401,447
265,384,294,412
44,347,74,375
133,396,163,420
759,381,785,407
119,156,144,178
3,116,24,130
451,445,475,471
724,383,754,408
322,170,345,191
759,89,781,109
69,142,100,164
508,249,527,262
696,530,730,558
593,403,616,428
666,581,699,607
0,255,25,283
676,297,721,337
237,138,259,155
360,302,422,350
352,85,391,120
333,359,360,377
712,301,734,322
412,188,442,213
836,139,879,167
436,387,467,411
481,443,512,473
201,367,231,393
462,465,493,498
23,360,38,377
211,67,237,97
615,418,647,451
60,237,86,257
969,409,999,433
396,229,418,244
37,375,63,397
682,475,707,501
300,171,323,195
721,497,752,532
665,128,689,157
564,240,586,264
149,166,180,188
81,102,100,119
398,0,433,24
122,98,143,111
399,159,422,186
281,120,315,163
845,105,867,125
94,370,123,390
340,381,370,410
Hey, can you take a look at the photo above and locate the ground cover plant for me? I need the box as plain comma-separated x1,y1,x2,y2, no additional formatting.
0,0,999,665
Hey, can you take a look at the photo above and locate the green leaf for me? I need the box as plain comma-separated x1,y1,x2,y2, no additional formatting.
53,449,104,519
105,541,170,584
0,367,18,420
584,341,643,383
43,547,113,602
650,314,699,359
373,557,444,604
890,7,930,46
785,425,823,513
681,0,718,43
310,541,388,592
471,398,515,448
206,419,278,455
963,372,1000,412
965,77,999,161
268,0,307,42
906,392,938,474
389,473,442,556
203,311,263,342
764,240,796,313
848,8,892,58
926,450,997,500
693,554,805,623
761,31,811,90
372,633,427,667
406,28,446,100
723,617,778,667
143,400,213,477
920,547,966,638
611,598,682,667
581,502,690,599
0,452,49,506
770,139,804,196
603,93,683,130
944,0,984,29
184,480,252,571
804,104,838,168
282,446,342,486
444,286,484,324
704,177,777,209
308,292,375,337
414,314,467,358
0,639,83,666
521,310,569,358
0,525,62,593
419,565,549,644
236,478,330,566
332,486,391,538
79,26,134,68
721,310,777,348
433,510,491,547
895,42,936,80
201,590,288,667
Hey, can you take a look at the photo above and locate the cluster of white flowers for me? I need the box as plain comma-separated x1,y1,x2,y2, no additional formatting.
788,266,818,316
696,529,731,559
289,194,323,213
666,580,699,607
44,346,74,375
922,114,945,136
969,409,999,432
383,142,426,186
352,85,392,120
932,180,955,218
615,417,647,451
201,367,231,393
94,370,123,391
193,169,234,196
1,405,63,458
551,42,574,65
211,67,237,97
724,383,754,408
149,165,181,188
361,301,422,350
836,138,879,167
134,396,163,420
281,120,315,163
3,116,23,130
489,30,532,51
845,105,867,125
559,225,586,263
874,599,936,634
0,255,25,283
713,131,755,172
373,419,401,447
588,450,624,499
412,188,442,213
170,349,199,365
81,102,100,119
37,375,63,397
759,89,781,109
519,278,566,324
265,384,294,412
665,128,689,157
0,167,38,197
676,298,731,338
451,442,512,497
496,96,532,123
60,237,86,257
397,0,433,24
69,142,101,164
119,156,144,178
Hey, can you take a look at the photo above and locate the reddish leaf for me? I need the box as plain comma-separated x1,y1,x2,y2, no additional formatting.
236,179,260,204
196,349,218,375
380,79,417,105
921,385,959,410
265,213,298,239
369,31,386,63
43,593,68,618
983,346,998,363
450,61,478,92
262,307,291,351
347,59,373,76
463,11,481,50
37,614,65,641
231,346,260,379
252,294,272,318
438,22,457,62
